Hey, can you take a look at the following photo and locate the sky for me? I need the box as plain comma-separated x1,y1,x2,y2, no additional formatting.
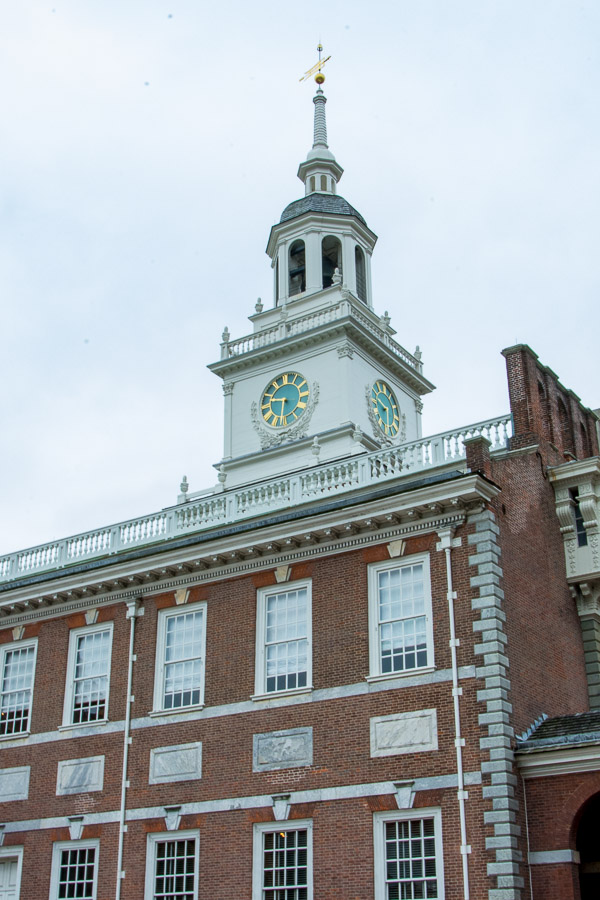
1,0,599,555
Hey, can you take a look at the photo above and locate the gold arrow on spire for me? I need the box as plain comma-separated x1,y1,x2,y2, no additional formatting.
299,43,331,84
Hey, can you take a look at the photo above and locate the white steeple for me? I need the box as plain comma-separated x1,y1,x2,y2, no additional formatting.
297,86,344,196
208,50,434,489
266,62,376,308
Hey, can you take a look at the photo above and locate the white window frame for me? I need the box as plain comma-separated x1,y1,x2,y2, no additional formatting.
367,554,434,680
144,830,200,900
0,638,38,738
0,845,24,898
49,839,99,900
373,808,444,900
62,623,113,727
153,602,207,714
252,819,313,900
254,579,312,699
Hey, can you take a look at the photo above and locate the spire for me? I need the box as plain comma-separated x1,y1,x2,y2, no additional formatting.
312,88,328,149
297,45,343,196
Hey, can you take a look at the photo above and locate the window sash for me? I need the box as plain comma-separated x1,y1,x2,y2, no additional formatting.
72,630,111,724
153,838,197,900
145,832,199,900
50,842,99,900
369,558,432,677
162,609,205,710
57,846,97,900
0,644,36,735
384,818,438,898
262,586,309,694
253,821,312,900
374,810,443,900
262,829,308,900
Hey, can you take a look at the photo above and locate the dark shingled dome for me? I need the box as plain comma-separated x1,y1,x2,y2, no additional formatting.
280,193,367,226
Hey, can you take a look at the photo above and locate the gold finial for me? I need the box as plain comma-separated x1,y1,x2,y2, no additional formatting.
299,42,331,85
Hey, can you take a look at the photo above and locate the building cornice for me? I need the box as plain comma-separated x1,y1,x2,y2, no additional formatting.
0,473,498,625
517,743,600,779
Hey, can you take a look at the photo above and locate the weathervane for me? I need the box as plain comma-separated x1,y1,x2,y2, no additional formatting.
299,43,331,85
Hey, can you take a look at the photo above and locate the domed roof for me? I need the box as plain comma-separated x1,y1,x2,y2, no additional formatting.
280,193,367,226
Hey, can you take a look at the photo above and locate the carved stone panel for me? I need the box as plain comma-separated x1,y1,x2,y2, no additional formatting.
253,727,313,772
0,766,30,801
370,709,438,757
56,756,105,795
149,742,203,785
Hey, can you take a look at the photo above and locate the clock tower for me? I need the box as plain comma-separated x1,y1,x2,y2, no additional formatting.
209,71,434,489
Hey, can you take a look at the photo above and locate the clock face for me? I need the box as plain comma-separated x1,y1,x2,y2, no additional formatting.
261,372,309,427
371,380,400,437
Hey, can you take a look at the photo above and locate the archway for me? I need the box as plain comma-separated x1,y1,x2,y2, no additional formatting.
577,792,600,898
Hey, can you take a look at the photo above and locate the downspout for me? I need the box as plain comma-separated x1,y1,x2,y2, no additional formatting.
115,598,143,900
439,528,470,900
522,775,534,899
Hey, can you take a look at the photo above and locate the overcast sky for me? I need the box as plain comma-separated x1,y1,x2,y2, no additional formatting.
1,0,599,555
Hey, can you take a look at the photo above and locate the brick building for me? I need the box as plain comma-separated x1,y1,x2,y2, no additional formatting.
0,74,599,900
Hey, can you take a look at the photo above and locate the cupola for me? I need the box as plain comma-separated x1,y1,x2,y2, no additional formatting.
266,67,377,309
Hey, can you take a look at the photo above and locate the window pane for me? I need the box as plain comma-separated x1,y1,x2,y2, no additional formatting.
0,645,35,735
262,830,308,900
384,818,438,899
163,611,204,709
57,847,96,900
264,589,308,693
72,631,110,724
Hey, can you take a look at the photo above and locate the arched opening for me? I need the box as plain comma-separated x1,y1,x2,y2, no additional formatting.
577,792,600,898
320,174,327,191
322,236,341,289
537,381,551,442
309,176,315,193
355,245,367,302
288,240,306,296
580,422,590,458
558,398,574,456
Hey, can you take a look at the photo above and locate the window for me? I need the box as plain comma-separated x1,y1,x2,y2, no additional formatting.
145,832,199,900
50,840,99,900
321,235,341,289
368,555,433,679
253,821,312,900
355,245,367,302
570,488,588,547
63,624,113,726
255,581,312,697
0,639,37,736
289,240,306,296
0,846,23,898
373,809,443,900
154,603,207,712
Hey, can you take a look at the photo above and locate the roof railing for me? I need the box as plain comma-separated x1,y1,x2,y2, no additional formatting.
0,414,512,584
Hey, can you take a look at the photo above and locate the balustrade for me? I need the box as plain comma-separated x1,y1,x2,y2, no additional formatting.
0,414,512,584
222,299,423,373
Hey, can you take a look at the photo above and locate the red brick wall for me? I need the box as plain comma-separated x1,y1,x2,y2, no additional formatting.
489,450,589,736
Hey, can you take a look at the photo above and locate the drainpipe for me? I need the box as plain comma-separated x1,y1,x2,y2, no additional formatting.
439,529,470,900
522,776,534,899
115,599,143,900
